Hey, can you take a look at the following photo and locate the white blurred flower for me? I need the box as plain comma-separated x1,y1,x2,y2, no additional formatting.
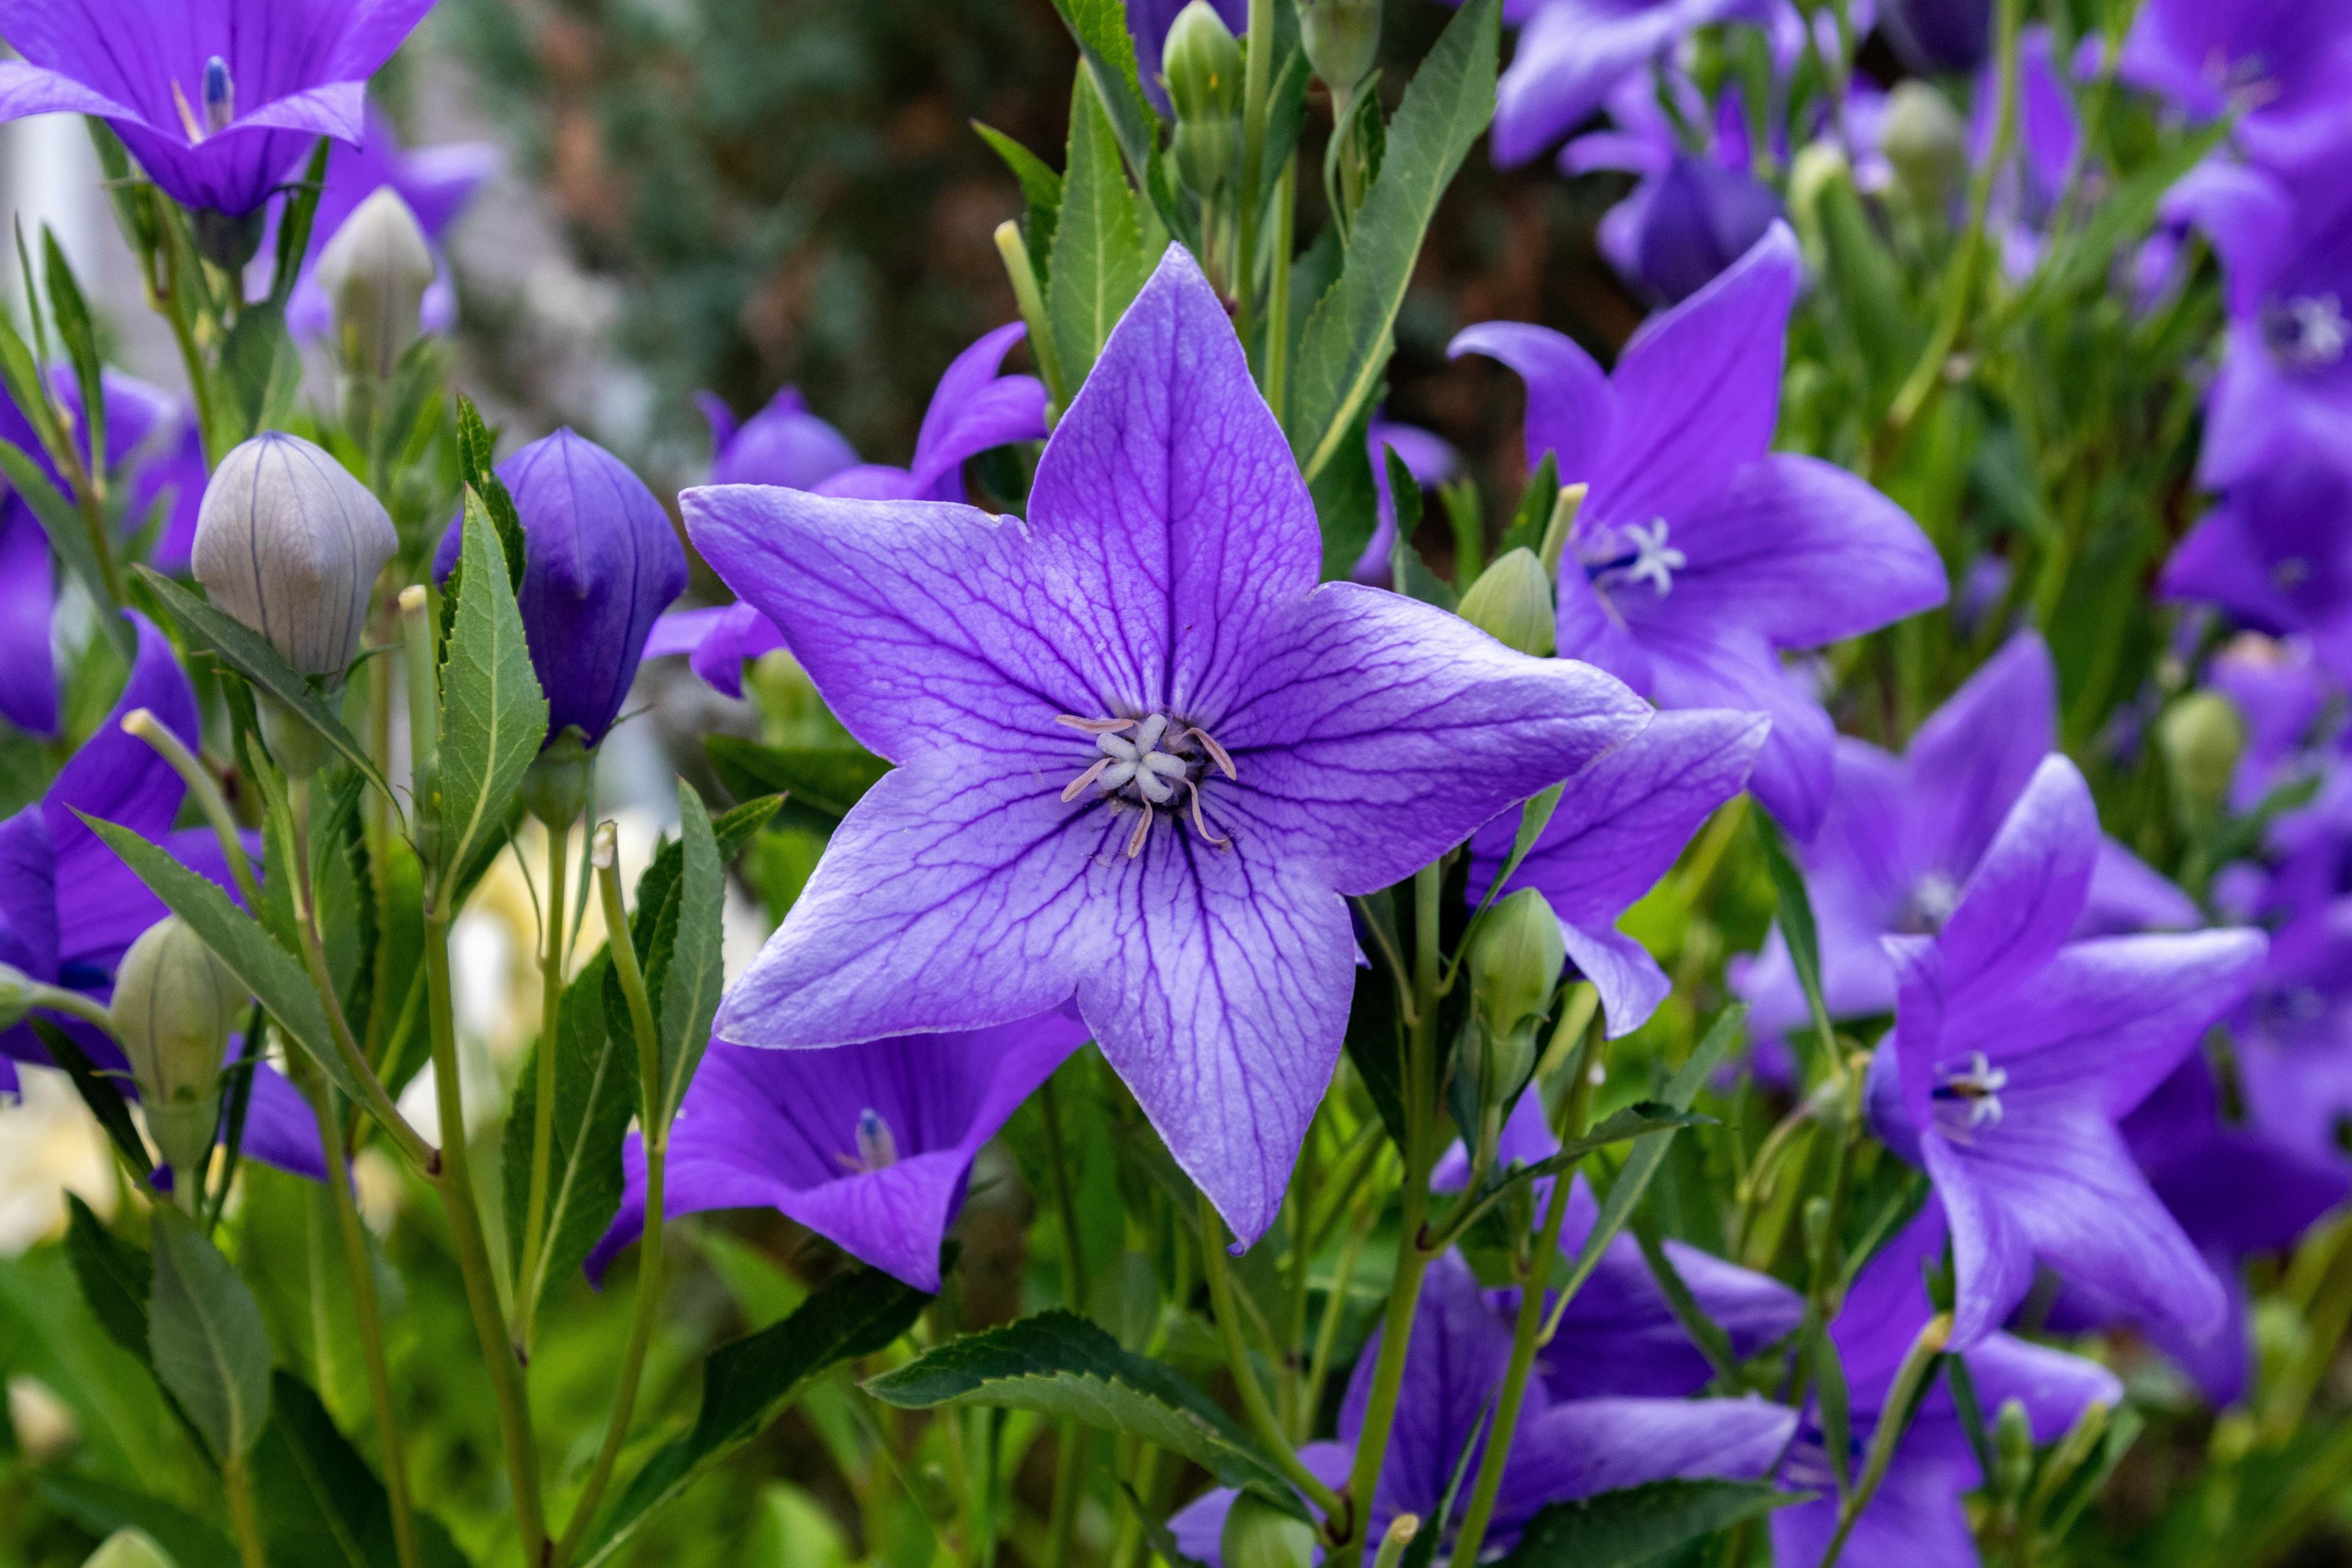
0,1068,119,1256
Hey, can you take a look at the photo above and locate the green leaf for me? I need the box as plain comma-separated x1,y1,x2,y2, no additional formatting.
29,1473,239,1568
1496,452,1559,560
453,394,527,595
219,300,301,442
1386,448,1455,609
147,1208,272,1465
974,121,1063,284
134,566,390,798
1285,0,1500,482
1514,1102,1717,1184
865,1310,1305,1515
654,782,725,1128
1312,399,1381,582
1047,66,1149,392
252,1371,471,1568
81,815,365,1110
704,735,888,827
65,1194,155,1367
0,437,127,637
1752,810,1835,1074
504,948,639,1322
1043,0,1177,230
42,227,106,478
434,488,549,893
266,140,332,310
576,1264,931,1567
1499,1479,1803,1566
32,1018,155,1180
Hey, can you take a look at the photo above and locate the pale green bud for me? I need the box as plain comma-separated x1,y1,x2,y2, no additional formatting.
1175,115,1242,202
1300,0,1382,100
316,187,436,380
1880,82,1969,213
1464,888,1566,1117
1458,548,1556,656
1220,1492,1317,1568
1164,1,1244,122
194,432,398,677
83,1529,178,1568
112,917,244,1187
2159,690,2245,816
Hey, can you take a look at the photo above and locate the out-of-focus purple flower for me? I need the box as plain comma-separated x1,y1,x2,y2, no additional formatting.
1170,1245,1795,1562
1471,710,1768,1036
2117,0,2352,175
679,247,1650,1244
0,1,439,217
1352,416,1462,584
432,429,687,748
1493,0,1774,167
1566,87,1784,306
1951,555,2014,641
284,104,497,341
1126,0,1248,116
1736,631,2199,1037
1862,754,2267,1346
589,1012,1088,1291
1771,1204,2122,1567
652,326,1044,698
2158,149,2352,489
1452,226,1947,839
2217,826,2352,1170
2207,634,2332,810
4,613,320,1175
2161,451,2352,683
1877,0,1989,73
1971,26,2081,279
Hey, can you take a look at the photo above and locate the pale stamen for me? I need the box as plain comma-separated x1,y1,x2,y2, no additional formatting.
1060,709,1237,855
1931,1050,2009,1139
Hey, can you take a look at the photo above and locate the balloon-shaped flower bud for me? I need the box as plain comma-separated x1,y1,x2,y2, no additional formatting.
315,187,437,381
1880,83,1969,214
1220,1492,1317,1568
1464,888,1566,1117
194,432,398,677
2159,691,2245,820
83,1530,177,1568
1166,1,1244,200
1299,0,1381,102
1457,547,1556,657
112,916,245,1199
433,430,689,749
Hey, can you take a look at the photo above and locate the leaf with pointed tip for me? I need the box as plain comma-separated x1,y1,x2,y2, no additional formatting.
654,783,725,1129
2,438,129,643
704,736,884,827
253,1371,473,1568
974,121,1063,283
64,1194,153,1366
29,1472,239,1568
505,948,638,1324
434,489,548,894
33,1019,154,1179
1047,67,1149,393
148,1209,271,1464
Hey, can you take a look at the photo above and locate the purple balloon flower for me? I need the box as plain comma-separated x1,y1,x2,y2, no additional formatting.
1493,0,1774,168
698,387,860,492
2216,831,2352,1172
1862,753,2267,1347
0,0,440,217
2117,0,2352,175
1735,631,2198,1038
590,1011,1089,1292
2160,450,2352,684
1771,1204,2122,1567
1452,225,1948,839
1472,709,1768,1037
812,322,1046,504
433,429,688,748
285,102,499,340
3,612,320,1178
2207,633,2332,811
1565,85,1784,306
1170,1246,1796,1562
680,246,1651,1243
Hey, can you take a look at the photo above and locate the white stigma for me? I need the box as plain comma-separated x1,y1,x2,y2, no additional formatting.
1057,711,1236,858
2271,293,2347,369
1904,872,1962,933
1931,1051,2009,1138
1621,519,1688,596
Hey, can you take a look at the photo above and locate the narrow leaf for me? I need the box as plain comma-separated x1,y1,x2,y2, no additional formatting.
703,735,884,826
503,948,638,1319
1500,1479,1803,1566
28,1473,239,1568
655,782,725,1128
252,1371,472,1568
434,489,549,893
974,120,1063,282
453,394,527,594
1047,67,1148,391
42,227,106,478
148,1208,272,1464
1386,448,1457,609
1752,810,1836,1073
0,437,126,635
1043,0,1181,235
64,1194,154,1366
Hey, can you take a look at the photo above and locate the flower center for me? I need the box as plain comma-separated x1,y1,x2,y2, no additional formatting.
1057,711,1237,859
1898,872,1962,934
2265,293,2347,370
837,1107,899,1173
1930,1051,2009,1139
173,56,236,143
1582,519,1687,598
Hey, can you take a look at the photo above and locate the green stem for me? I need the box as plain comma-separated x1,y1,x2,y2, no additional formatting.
154,216,221,466
25,982,124,1036
1368,1512,1419,1568
224,1454,270,1568
1041,1078,1088,1568
1817,1315,1950,1568
995,221,1069,415
1263,154,1295,412
1199,1193,1349,1524
515,818,570,1348
1300,1186,1376,1444
122,708,260,910
556,824,669,1566
1234,0,1275,334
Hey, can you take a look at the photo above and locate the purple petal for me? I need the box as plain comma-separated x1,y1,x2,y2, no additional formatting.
1937,755,2097,993
908,322,1047,497
1771,1454,1979,1568
1905,629,2056,873
0,512,59,736
1446,321,1618,484
1496,1396,1795,1530
709,385,861,490
1641,625,1838,840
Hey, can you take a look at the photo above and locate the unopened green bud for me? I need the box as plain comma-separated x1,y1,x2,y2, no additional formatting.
1220,1491,1317,1568
83,1529,177,1568
112,917,244,1191
1458,548,1556,656
1880,82,1969,213
1164,1,1244,122
1993,1396,2034,1498
315,186,437,380
1464,888,1565,1118
194,432,398,677
2158,690,2245,815
523,727,594,827
1175,115,1242,201
1300,0,1382,100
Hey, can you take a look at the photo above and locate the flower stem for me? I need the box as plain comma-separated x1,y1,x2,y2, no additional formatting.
1262,153,1296,411
122,708,260,910
1817,1314,1951,1568
224,1453,269,1568
514,818,571,1349
556,824,669,1566
1041,1077,1088,1568
1199,1192,1349,1523
1234,0,1275,333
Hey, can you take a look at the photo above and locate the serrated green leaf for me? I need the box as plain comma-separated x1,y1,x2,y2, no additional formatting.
30,1472,239,1568
134,565,389,797
1499,1479,1803,1566
974,120,1063,284
655,782,725,1128
1286,0,1500,482
1044,0,1181,235
865,1310,1306,1515
81,815,364,1110
252,1371,472,1568
703,735,885,826
434,489,548,892
42,227,106,479
1047,67,1149,392
503,947,638,1324
148,1209,271,1465
65,1194,154,1367
453,394,527,595
576,1263,930,1567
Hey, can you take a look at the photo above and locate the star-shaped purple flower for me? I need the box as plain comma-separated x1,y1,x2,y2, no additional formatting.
1492,0,1774,168
2160,449,2352,685
0,0,440,217
1863,754,2268,1346
680,246,1651,1243
1452,224,1948,839
1736,631,2198,1038
589,1011,1088,1292
2117,0,2352,175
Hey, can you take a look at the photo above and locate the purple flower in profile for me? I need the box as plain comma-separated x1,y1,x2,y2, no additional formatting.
1452,226,1947,839
2117,0,2352,175
1170,1247,1796,1562
4,613,320,1178
285,103,498,340
2156,147,2352,490
651,325,1046,700
1352,416,1462,585
1493,0,1773,167
1771,1204,2122,1567
590,1012,1088,1291
680,247,1649,1243
2215,834,2352,1172
2160,451,2352,684
1877,0,1989,73
1735,632,2198,1038
1564,84,1784,306
1472,709,1768,1037
0,1,440,217
433,429,687,750
1862,754,2267,1346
